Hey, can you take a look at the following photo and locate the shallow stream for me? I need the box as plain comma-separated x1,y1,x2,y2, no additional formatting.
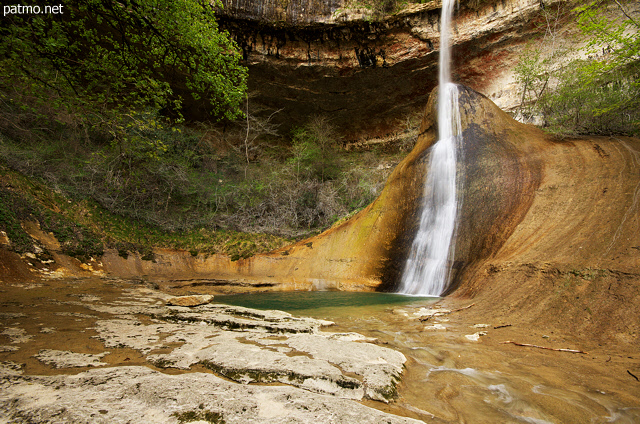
219,291,640,423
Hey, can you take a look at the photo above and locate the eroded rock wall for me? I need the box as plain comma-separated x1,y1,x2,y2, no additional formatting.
95,85,545,294
217,0,565,139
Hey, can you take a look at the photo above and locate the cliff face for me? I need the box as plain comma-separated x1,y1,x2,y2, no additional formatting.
216,0,564,140
219,0,346,24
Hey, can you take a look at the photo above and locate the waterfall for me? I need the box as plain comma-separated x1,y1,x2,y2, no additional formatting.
398,0,461,296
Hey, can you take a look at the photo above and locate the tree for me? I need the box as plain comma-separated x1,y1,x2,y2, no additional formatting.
565,0,640,134
514,0,640,135
289,117,341,183
0,0,247,123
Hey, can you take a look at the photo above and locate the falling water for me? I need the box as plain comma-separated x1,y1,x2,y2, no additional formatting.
398,0,461,296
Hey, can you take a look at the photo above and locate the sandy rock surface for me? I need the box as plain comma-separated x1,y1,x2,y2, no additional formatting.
0,282,413,423
0,366,422,424
166,294,213,307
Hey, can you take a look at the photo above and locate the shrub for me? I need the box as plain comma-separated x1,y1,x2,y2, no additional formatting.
514,0,640,136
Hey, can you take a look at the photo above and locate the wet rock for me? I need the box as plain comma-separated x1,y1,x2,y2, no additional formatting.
166,294,213,307
35,349,110,369
78,294,101,302
1,327,33,344
415,308,451,319
465,332,487,342
0,230,9,246
93,318,178,354
0,361,23,375
284,333,406,402
190,332,364,400
55,312,98,319
159,303,333,334
425,324,447,331
0,312,26,319
92,302,403,401
326,332,376,342
0,366,423,423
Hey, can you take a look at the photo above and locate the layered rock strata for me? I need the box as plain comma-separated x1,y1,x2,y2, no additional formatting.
1,367,422,423
216,0,566,139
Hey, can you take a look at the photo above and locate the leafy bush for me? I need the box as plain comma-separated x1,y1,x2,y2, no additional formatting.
0,188,35,253
514,0,640,136
0,0,247,123
290,117,342,182
0,104,397,239
540,59,639,135
0,0,410,252
0,185,103,260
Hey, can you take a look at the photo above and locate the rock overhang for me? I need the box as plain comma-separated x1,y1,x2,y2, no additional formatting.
215,0,564,139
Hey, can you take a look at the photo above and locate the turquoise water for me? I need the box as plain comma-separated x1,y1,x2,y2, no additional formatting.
216,291,437,315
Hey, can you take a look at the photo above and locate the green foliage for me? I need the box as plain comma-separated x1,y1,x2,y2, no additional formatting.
0,1,404,257
1,95,396,243
0,0,247,122
172,409,225,424
513,45,548,119
38,208,104,261
514,0,640,135
0,183,103,260
540,58,639,135
289,117,341,182
0,188,35,253
0,164,290,259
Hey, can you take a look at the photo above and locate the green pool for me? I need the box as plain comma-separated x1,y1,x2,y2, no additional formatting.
215,290,437,317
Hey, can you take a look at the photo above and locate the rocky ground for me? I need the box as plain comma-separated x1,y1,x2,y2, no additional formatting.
0,277,421,423
1,274,639,423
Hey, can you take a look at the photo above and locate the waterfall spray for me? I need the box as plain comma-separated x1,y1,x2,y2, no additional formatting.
398,0,461,296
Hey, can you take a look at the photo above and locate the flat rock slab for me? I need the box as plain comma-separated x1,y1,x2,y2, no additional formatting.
35,349,110,369
0,366,423,424
0,361,23,375
166,294,213,307
0,285,413,421
92,300,405,402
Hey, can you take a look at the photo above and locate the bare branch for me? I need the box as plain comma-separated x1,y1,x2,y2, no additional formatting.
501,341,588,354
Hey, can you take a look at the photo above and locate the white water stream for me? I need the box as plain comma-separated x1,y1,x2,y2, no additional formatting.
398,0,461,296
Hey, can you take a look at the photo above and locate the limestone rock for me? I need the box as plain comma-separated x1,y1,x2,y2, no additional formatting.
0,361,23,375
0,366,423,423
425,324,447,331
213,0,573,139
91,300,404,402
166,294,213,307
465,332,487,342
1,327,33,344
415,308,452,319
35,349,110,369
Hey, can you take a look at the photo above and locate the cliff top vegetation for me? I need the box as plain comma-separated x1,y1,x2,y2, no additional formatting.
515,0,639,136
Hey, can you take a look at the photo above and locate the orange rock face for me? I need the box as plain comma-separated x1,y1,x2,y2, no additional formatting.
112,84,638,314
